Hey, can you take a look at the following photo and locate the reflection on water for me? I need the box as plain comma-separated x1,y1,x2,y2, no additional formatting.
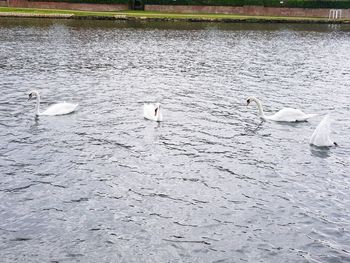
0,18,350,263
310,146,332,158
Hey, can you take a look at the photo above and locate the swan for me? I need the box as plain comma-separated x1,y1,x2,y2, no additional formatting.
28,90,78,116
310,114,337,147
246,96,316,122
143,103,163,122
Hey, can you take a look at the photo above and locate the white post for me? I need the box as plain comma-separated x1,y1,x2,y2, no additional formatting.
329,9,342,20
336,10,342,19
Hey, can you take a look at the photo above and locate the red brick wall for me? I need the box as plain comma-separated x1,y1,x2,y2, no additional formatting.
0,0,8,7
3,1,350,19
145,4,350,19
146,5,244,15
7,0,128,11
8,0,28,7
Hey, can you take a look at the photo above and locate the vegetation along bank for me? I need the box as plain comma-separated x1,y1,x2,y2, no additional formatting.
1,0,350,23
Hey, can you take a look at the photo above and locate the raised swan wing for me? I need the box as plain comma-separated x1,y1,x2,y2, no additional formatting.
310,114,334,147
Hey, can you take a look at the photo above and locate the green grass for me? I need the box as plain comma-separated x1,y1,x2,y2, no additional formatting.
0,7,117,16
0,7,346,22
116,10,328,21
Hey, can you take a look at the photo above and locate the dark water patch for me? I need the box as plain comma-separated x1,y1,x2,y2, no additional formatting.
173,221,198,228
65,197,89,203
33,180,67,188
42,208,64,212
2,183,36,192
149,213,172,219
10,237,32,242
163,238,211,245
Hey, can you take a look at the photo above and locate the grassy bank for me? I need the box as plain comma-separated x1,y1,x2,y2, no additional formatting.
0,7,117,17
0,7,349,23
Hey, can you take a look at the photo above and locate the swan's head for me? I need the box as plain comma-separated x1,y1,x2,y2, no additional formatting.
246,96,259,106
246,97,253,106
154,103,161,116
28,90,39,101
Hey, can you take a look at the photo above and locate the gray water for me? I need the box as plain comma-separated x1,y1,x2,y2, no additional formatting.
0,18,349,263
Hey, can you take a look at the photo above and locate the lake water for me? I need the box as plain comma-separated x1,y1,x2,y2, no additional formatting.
0,18,349,263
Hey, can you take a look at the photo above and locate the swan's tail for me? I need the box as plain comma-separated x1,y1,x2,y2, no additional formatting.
301,113,317,121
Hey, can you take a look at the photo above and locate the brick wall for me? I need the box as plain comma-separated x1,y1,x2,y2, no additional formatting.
3,1,350,19
7,0,128,12
145,4,350,19
0,0,8,7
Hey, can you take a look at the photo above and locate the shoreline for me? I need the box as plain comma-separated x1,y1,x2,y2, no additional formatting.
1,8,350,24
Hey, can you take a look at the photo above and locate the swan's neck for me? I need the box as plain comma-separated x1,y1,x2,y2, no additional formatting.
35,93,41,115
155,105,161,121
252,98,265,118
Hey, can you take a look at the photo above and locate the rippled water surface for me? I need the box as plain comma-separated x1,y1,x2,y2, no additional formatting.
0,18,350,263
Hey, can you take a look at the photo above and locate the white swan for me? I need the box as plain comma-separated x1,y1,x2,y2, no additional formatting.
310,114,337,147
246,96,316,122
28,90,78,116
143,103,163,122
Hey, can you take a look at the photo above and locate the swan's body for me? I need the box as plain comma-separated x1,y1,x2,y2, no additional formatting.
39,102,78,116
143,103,163,122
246,97,316,122
310,114,336,147
28,90,78,116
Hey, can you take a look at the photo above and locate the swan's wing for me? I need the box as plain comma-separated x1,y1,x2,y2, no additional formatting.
143,104,154,112
158,111,163,122
41,102,78,116
297,113,317,121
143,104,152,116
269,108,307,122
310,115,334,147
143,104,156,120
143,104,163,121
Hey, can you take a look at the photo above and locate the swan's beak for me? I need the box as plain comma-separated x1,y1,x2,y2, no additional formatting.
246,99,250,106
154,107,158,116
28,94,32,101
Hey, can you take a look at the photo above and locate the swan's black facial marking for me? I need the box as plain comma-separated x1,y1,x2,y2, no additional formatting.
154,107,158,116
28,93,33,101
246,99,251,105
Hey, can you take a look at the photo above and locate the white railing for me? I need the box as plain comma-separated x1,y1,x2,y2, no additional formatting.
329,9,342,20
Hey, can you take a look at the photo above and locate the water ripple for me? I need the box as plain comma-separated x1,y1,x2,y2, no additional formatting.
0,18,349,263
